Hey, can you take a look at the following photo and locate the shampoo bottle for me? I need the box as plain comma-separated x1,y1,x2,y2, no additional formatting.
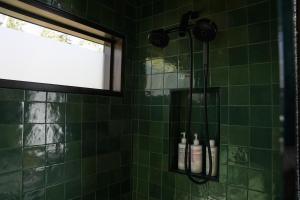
178,132,187,170
206,140,218,176
191,133,202,173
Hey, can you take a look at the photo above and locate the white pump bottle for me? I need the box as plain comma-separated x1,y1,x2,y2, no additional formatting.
178,132,187,170
191,133,203,173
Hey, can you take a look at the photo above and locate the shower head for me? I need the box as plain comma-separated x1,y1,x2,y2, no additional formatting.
147,12,217,48
192,18,217,42
148,29,170,48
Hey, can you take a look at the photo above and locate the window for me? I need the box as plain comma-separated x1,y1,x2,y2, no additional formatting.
0,0,124,95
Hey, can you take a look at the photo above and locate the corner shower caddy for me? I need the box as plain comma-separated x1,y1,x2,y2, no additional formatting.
168,87,221,181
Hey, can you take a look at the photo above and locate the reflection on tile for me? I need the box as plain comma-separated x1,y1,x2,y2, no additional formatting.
23,146,45,169
46,144,64,165
46,103,65,123
228,146,249,166
23,167,45,192
47,92,65,103
22,189,45,200
25,103,46,123
0,171,21,199
46,124,65,144
24,124,46,147
0,148,22,173
46,164,65,186
25,91,46,102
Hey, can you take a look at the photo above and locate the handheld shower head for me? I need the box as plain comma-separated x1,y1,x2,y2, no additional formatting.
148,29,170,48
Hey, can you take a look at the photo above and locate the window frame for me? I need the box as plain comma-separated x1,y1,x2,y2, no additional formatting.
0,0,125,96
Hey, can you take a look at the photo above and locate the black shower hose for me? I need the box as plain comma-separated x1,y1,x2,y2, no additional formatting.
184,30,212,184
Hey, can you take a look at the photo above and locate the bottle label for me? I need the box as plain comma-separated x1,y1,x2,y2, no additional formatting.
191,149,202,162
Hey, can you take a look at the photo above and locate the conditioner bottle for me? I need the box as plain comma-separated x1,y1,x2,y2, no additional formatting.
191,133,202,173
206,139,218,176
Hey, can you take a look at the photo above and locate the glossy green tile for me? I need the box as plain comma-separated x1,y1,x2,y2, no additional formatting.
149,168,162,186
46,103,65,123
229,106,249,125
250,85,272,105
248,2,270,23
249,43,271,64
23,189,45,200
46,184,64,200
210,48,229,67
210,68,228,86
65,179,81,199
250,149,272,170
248,190,271,200
248,22,270,43
23,146,45,169
66,93,82,103
0,101,23,124
46,164,65,186
66,123,81,142
248,168,271,192
0,124,22,149
250,106,272,127
228,26,248,46
24,124,46,147
227,186,247,200
211,30,228,49
23,167,45,192
46,143,64,165
229,46,248,66
229,86,249,105
0,88,24,101
66,103,81,123
82,156,96,176
65,141,81,161
0,171,21,199
0,147,22,174
228,8,247,27
250,63,272,85
65,160,81,180
227,0,247,9
82,103,96,122
150,153,162,169
229,125,250,146
228,165,248,187
229,65,249,85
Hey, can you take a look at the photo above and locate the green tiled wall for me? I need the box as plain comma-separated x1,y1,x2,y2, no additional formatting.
131,0,282,199
0,0,136,199
0,0,284,199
